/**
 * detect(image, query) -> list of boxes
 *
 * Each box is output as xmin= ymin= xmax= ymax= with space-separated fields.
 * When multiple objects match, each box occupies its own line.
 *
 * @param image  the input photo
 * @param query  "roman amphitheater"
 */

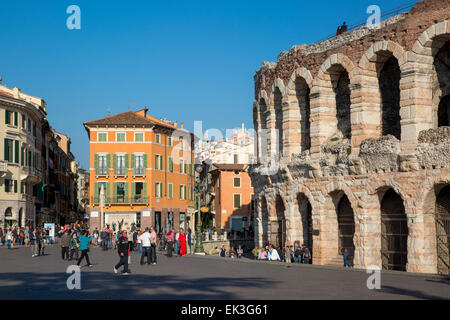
xmin=250 ymin=0 xmax=450 ymax=274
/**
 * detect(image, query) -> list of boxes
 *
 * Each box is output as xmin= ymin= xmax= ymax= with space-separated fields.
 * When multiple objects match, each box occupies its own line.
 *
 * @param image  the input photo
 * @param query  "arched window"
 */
xmin=379 ymin=56 xmax=401 ymax=139
xmin=331 ymin=67 xmax=351 ymax=139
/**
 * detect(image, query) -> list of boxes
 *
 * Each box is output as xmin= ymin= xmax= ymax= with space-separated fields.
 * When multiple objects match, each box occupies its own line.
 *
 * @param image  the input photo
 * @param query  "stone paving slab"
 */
xmin=0 ymin=245 xmax=449 ymax=300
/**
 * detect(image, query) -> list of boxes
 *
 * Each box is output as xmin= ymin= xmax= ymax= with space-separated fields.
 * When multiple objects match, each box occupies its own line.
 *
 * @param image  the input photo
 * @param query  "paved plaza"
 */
xmin=0 ymin=245 xmax=448 ymax=300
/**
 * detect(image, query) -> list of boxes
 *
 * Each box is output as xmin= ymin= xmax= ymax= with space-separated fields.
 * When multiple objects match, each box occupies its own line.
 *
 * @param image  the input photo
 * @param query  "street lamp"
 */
xmin=194 ymin=164 xmax=205 ymax=254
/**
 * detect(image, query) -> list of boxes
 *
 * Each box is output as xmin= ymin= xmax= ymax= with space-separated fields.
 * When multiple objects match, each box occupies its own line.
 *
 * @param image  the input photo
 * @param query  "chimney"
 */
xmin=180 ymin=122 xmax=184 ymax=129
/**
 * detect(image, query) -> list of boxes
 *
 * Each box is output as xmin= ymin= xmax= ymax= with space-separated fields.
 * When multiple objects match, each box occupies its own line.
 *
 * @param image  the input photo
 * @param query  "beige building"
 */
xmin=0 ymin=83 xmax=46 ymax=228
xmin=251 ymin=0 xmax=450 ymax=274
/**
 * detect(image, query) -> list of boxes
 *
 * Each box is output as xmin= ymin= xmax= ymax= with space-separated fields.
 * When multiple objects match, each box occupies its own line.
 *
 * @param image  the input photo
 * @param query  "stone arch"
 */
xmin=267 ymin=193 xmax=287 ymax=248
xmin=379 ymin=188 xmax=408 ymax=271
xmin=403 ymin=20 xmax=450 ymax=141
xmin=438 ymin=95 xmax=450 ymax=127
xmin=258 ymin=195 xmax=270 ymax=245
xmin=285 ymin=67 xmax=314 ymax=155
xmin=311 ymin=54 xmax=358 ymax=154
xmin=4 ymin=207 xmax=14 ymax=229
xmin=358 ymin=41 xmax=407 ymax=141
xmin=296 ymin=192 xmax=314 ymax=250
xmin=273 ymin=85 xmax=284 ymax=157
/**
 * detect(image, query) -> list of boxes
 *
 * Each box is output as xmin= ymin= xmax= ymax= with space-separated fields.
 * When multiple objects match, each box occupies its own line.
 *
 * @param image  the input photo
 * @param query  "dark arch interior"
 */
xmin=269 ymin=195 xmax=286 ymax=249
xmin=379 ymin=56 xmax=401 ymax=139
xmin=296 ymin=78 xmax=311 ymax=151
xmin=438 ymin=95 xmax=450 ymax=127
xmin=436 ymin=185 xmax=450 ymax=275
xmin=297 ymin=193 xmax=313 ymax=251
xmin=381 ymin=189 xmax=408 ymax=271
xmin=259 ymin=98 xmax=268 ymax=130
xmin=336 ymin=194 xmax=355 ymax=256
xmin=274 ymin=87 xmax=283 ymax=155
xmin=332 ymin=67 xmax=352 ymax=139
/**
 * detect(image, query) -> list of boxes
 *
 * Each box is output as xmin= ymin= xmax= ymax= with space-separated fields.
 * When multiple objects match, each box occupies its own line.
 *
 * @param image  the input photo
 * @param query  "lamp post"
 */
xmin=194 ymin=164 xmax=205 ymax=254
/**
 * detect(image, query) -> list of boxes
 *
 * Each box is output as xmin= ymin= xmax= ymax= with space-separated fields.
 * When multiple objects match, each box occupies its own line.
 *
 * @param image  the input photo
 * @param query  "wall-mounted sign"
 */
xmin=91 ymin=211 xmax=99 ymax=218
xmin=143 ymin=211 xmax=150 ymax=217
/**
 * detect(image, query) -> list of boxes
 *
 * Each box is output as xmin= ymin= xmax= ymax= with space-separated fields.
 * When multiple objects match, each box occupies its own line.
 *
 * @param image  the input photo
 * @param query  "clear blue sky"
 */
xmin=0 ymin=0 xmax=410 ymax=168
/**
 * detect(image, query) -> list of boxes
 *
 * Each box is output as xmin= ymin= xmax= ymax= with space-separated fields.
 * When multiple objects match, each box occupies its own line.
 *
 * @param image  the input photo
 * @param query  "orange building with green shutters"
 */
xmin=83 ymin=108 xmax=195 ymax=233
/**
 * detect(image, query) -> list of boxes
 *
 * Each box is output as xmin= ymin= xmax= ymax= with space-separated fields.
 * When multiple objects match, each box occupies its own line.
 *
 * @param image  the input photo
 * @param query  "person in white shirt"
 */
xmin=149 ymin=227 xmax=157 ymax=265
xmin=138 ymin=227 xmax=152 ymax=265
xmin=268 ymin=245 xmax=281 ymax=261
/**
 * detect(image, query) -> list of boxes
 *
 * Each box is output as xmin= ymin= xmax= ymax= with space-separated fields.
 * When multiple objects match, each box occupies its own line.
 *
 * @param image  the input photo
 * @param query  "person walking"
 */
xmin=29 ymin=229 xmax=39 ymax=257
xmin=139 ymin=227 xmax=151 ymax=265
xmin=179 ymin=228 xmax=187 ymax=257
xmin=127 ymin=228 xmax=134 ymax=252
xmin=136 ymin=229 xmax=143 ymax=255
xmin=39 ymin=229 xmax=46 ymax=255
xmin=303 ymin=246 xmax=311 ymax=265
xmin=76 ymin=231 xmax=93 ymax=267
xmin=187 ymin=228 xmax=192 ymax=255
xmin=219 ymin=245 xmax=226 ymax=257
xmin=69 ymin=232 xmax=80 ymax=261
xmin=114 ymin=230 xmax=131 ymax=275
xmin=149 ymin=227 xmax=157 ymax=265
xmin=236 ymin=245 xmax=243 ymax=259
xmin=60 ymin=230 xmax=71 ymax=260
xmin=6 ymin=229 xmax=12 ymax=249
xmin=93 ymin=228 xmax=99 ymax=246
xmin=165 ymin=229 xmax=175 ymax=257
xmin=343 ymin=248 xmax=352 ymax=267
xmin=252 ymin=245 xmax=259 ymax=260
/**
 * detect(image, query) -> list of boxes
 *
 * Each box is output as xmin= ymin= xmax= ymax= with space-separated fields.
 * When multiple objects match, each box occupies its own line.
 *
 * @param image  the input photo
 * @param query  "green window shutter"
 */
xmin=185 ymin=163 xmax=188 ymax=174
xmin=125 ymin=154 xmax=129 ymax=169
xmin=14 ymin=140 xmax=19 ymax=164
xmin=14 ymin=112 xmax=18 ymax=126
xmin=160 ymin=182 xmax=163 ymax=198
xmin=5 ymin=179 xmax=10 ymax=192
xmin=160 ymin=156 xmax=163 ymax=171
xmin=179 ymin=185 xmax=182 ymax=200
xmin=180 ymin=160 xmax=183 ymax=173
xmin=113 ymin=182 xmax=117 ymax=200
xmin=106 ymin=182 xmax=111 ymax=202
xmin=113 ymin=154 xmax=117 ymax=173
xmin=131 ymin=154 xmax=135 ymax=174
xmin=131 ymin=182 xmax=135 ymax=201
xmin=5 ymin=110 xmax=10 ymax=124
xmin=155 ymin=155 xmax=158 ymax=169
xmin=106 ymin=154 xmax=111 ymax=173
xmin=143 ymin=154 xmax=147 ymax=169
xmin=20 ymin=182 xmax=23 ymax=194
xmin=125 ymin=182 xmax=129 ymax=202
xmin=184 ymin=186 xmax=187 ymax=200
xmin=4 ymin=139 xmax=8 ymax=161
xmin=169 ymin=157 xmax=173 ymax=172
xmin=168 ymin=184 xmax=173 ymax=199
xmin=14 ymin=180 xmax=17 ymax=193
xmin=94 ymin=182 xmax=99 ymax=201
xmin=21 ymin=147 xmax=24 ymax=166
xmin=143 ymin=183 xmax=147 ymax=201
xmin=94 ymin=154 xmax=98 ymax=175
xmin=155 ymin=182 xmax=158 ymax=197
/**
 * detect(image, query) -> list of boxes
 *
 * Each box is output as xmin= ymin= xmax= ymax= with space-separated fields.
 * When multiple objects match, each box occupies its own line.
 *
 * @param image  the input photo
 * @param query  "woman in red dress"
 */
xmin=179 ymin=228 xmax=187 ymax=256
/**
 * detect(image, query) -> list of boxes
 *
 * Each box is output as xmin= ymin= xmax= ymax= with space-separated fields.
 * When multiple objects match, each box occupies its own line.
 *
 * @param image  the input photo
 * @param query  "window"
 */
xmin=96 ymin=154 xmax=109 ymax=176
xmin=21 ymin=114 xmax=26 ymax=129
xmin=180 ymin=159 xmax=185 ymax=173
xmin=168 ymin=157 xmax=173 ymax=172
xmin=168 ymin=183 xmax=173 ymax=199
xmin=168 ymin=137 xmax=172 ymax=146
xmin=116 ymin=133 xmax=126 ymax=142
xmin=179 ymin=136 xmax=184 ymax=150
xmin=116 ymin=182 xmax=126 ymax=203
xmin=180 ymin=185 xmax=186 ymax=200
xmin=155 ymin=182 xmax=162 ymax=198
xmin=4 ymin=139 xmax=13 ymax=162
xmin=135 ymin=132 xmax=144 ymax=142
xmin=33 ymin=123 xmax=36 ymax=137
xmin=97 ymin=182 xmax=107 ymax=200
xmin=133 ymin=182 xmax=145 ymax=203
xmin=234 ymin=154 xmax=239 ymax=164
xmin=234 ymin=194 xmax=241 ymax=209
xmin=98 ymin=132 xmax=107 ymax=142
xmin=155 ymin=134 xmax=161 ymax=144
xmin=4 ymin=179 xmax=12 ymax=193
xmin=134 ymin=154 xmax=145 ymax=175
xmin=233 ymin=177 xmax=241 ymax=188
xmin=115 ymin=154 xmax=127 ymax=175
xmin=155 ymin=154 xmax=163 ymax=170
xmin=27 ymin=119 xmax=31 ymax=132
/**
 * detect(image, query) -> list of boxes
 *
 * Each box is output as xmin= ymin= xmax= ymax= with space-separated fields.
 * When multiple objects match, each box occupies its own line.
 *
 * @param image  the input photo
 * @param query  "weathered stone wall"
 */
xmin=251 ymin=0 xmax=450 ymax=274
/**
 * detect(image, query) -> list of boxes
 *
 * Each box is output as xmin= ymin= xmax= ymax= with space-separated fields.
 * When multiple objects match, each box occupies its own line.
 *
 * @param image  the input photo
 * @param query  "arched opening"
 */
xmin=336 ymin=195 xmax=355 ymax=258
xmin=438 ymin=95 xmax=450 ymax=127
xmin=381 ymin=189 xmax=408 ymax=271
xmin=261 ymin=196 xmax=269 ymax=244
xmin=269 ymin=195 xmax=286 ymax=249
xmin=331 ymin=66 xmax=352 ymax=139
xmin=433 ymin=41 xmax=450 ymax=128
xmin=297 ymin=193 xmax=313 ymax=257
xmin=436 ymin=185 xmax=450 ymax=275
xmin=296 ymin=78 xmax=311 ymax=151
xmin=379 ymin=56 xmax=401 ymax=139
xmin=4 ymin=207 xmax=13 ymax=229
xmin=274 ymin=87 xmax=283 ymax=156
xmin=259 ymin=98 xmax=268 ymax=160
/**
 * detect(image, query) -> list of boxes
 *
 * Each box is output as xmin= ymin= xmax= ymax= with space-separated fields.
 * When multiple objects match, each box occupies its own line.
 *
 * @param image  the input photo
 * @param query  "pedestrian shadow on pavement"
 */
xmin=0 ymin=271 xmax=275 ymax=300
xmin=379 ymin=285 xmax=448 ymax=300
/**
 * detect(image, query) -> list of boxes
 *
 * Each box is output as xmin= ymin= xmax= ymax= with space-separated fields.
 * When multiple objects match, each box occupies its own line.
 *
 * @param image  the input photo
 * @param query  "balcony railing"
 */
xmin=92 ymin=196 xmax=111 ymax=205
xmin=114 ymin=167 xmax=127 ymax=176
xmin=132 ymin=195 xmax=148 ymax=204
xmin=134 ymin=167 xmax=145 ymax=176
xmin=92 ymin=196 xmax=148 ymax=205
xmin=96 ymin=167 xmax=108 ymax=176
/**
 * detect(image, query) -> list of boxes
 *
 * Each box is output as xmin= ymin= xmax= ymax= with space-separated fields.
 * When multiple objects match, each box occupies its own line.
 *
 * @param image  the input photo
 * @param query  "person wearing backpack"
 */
xmin=302 ymin=245 xmax=311 ymax=264
xmin=219 ymin=245 xmax=226 ymax=257
xmin=69 ymin=232 xmax=80 ymax=261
